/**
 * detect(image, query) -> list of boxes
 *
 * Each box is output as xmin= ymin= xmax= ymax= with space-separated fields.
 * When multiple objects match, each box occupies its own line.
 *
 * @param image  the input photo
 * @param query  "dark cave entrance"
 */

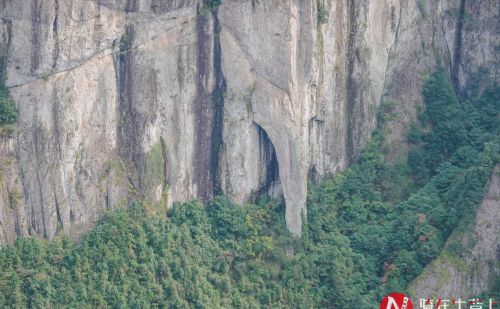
xmin=252 ymin=123 xmax=281 ymax=202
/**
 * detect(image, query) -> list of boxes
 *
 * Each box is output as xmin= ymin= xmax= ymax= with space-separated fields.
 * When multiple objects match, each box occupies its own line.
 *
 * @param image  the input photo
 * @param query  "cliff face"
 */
xmin=0 ymin=0 xmax=497 ymax=241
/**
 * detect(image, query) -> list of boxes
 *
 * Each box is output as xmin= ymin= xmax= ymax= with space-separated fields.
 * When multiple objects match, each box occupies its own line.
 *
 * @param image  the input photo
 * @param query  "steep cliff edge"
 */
xmin=0 ymin=0 xmax=498 ymax=240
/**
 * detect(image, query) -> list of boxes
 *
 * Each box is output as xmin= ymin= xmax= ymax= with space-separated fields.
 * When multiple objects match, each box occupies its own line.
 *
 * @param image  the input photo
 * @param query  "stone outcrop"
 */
xmin=0 ymin=0 xmax=498 ymax=240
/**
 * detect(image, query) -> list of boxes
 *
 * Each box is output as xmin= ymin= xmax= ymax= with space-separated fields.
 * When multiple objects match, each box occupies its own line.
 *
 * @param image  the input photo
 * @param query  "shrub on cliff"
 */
xmin=0 ymin=77 xmax=18 ymax=125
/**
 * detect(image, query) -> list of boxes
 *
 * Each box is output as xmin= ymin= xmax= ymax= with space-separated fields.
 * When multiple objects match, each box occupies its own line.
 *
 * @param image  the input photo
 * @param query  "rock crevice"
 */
xmin=0 ymin=0 xmax=497 ymax=241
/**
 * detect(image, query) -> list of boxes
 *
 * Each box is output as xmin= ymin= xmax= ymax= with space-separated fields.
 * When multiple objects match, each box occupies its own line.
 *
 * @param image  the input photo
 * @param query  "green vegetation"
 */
xmin=0 ymin=66 xmax=18 ymax=125
xmin=417 ymin=0 xmax=428 ymax=18
xmin=0 ymin=71 xmax=497 ymax=307
xmin=202 ymin=0 xmax=222 ymax=12
xmin=0 ymin=196 xmax=375 ymax=308
xmin=317 ymin=4 xmax=329 ymax=24
xmin=0 ymin=91 xmax=17 ymax=125
xmin=144 ymin=143 xmax=167 ymax=192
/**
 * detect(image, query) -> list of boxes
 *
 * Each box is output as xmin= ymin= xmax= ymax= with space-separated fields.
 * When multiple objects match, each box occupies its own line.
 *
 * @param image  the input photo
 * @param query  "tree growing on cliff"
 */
xmin=0 ymin=62 xmax=18 ymax=125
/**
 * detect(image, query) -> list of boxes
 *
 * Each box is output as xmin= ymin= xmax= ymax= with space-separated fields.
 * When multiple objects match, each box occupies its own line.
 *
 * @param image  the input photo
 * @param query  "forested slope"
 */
xmin=0 ymin=71 xmax=498 ymax=307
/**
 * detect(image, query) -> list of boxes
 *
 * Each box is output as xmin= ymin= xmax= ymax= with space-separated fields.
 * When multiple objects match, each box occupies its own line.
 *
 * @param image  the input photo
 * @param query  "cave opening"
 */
xmin=252 ymin=123 xmax=282 ymax=202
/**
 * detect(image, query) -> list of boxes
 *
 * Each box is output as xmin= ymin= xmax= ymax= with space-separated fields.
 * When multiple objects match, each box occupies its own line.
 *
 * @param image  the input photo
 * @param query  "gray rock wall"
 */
xmin=0 ymin=0 xmax=498 ymax=240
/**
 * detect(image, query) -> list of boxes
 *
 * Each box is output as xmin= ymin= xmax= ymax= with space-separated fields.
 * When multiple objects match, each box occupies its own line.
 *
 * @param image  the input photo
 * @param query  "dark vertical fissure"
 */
xmin=193 ymin=9 xmax=212 ymax=202
xmin=30 ymin=0 xmax=41 ymax=74
xmin=210 ymin=11 xmax=225 ymax=197
xmin=451 ymin=0 xmax=466 ymax=97
xmin=160 ymin=137 xmax=169 ymax=207
xmin=115 ymin=25 xmax=143 ymax=191
xmin=193 ymin=4 xmax=225 ymax=202
xmin=52 ymin=0 xmax=60 ymax=69
xmin=394 ymin=2 xmax=403 ymax=42
xmin=36 ymin=172 xmax=46 ymax=237
xmin=0 ymin=18 xmax=12 ymax=74
xmin=93 ymin=4 xmax=102 ymax=51
xmin=32 ymin=127 xmax=47 ymax=238
xmin=105 ymin=184 xmax=110 ymax=210
xmin=251 ymin=0 xmax=258 ymax=12
xmin=53 ymin=188 xmax=63 ymax=229
xmin=390 ymin=6 xmax=396 ymax=32
xmin=117 ymin=25 xmax=134 ymax=141
xmin=52 ymin=89 xmax=63 ymax=159
xmin=345 ymin=0 xmax=358 ymax=164
xmin=126 ymin=0 xmax=139 ymax=13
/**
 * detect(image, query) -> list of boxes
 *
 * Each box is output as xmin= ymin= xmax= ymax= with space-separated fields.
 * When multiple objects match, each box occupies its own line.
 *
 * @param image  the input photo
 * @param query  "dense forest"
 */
xmin=0 ymin=71 xmax=498 ymax=308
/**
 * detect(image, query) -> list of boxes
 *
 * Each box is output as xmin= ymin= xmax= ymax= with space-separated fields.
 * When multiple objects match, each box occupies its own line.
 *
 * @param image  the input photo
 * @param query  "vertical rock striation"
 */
xmin=0 ymin=0 xmax=498 ymax=241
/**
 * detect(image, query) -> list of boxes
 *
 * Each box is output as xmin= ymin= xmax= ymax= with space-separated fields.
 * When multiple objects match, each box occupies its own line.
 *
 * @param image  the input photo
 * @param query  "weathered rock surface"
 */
xmin=0 ymin=0 xmax=498 ymax=240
